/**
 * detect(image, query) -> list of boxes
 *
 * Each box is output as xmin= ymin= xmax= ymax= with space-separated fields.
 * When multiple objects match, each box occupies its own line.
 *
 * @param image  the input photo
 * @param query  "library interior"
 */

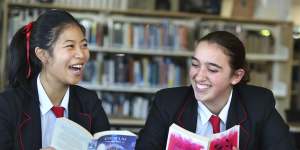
xmin=1 ymin=0 xmax=300 ymax=148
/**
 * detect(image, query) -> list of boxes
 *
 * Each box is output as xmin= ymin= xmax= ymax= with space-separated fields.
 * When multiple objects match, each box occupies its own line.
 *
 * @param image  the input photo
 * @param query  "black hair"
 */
xmin=7 ymin=9 xmax=85 ymax=88
xmin=198 ymin=31 xmax=250 ymax=84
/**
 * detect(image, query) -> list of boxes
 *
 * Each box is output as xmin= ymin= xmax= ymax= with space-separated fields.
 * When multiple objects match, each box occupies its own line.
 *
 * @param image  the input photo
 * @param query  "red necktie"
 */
xmin=209 ymin=115 xmax=220 ymax=133
xmin=51 ymin=106 xmax=65 ymax=118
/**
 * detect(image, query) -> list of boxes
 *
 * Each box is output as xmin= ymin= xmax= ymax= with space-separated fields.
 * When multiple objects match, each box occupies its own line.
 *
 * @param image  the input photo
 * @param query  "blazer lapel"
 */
xmin=17 ymin=81 xmax=42 ymax=150
xmin=175 ymin=89 xmax=198 ymax=133
xmin=68 ymin=86 xmax=92 ymax=132
xmin=226 ymin=87 xmax=250 ymax=150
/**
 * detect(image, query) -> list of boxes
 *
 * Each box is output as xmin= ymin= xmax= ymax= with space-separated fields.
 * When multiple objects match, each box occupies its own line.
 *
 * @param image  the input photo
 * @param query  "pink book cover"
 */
xmin=209 ymin=125 xmax=239 ymax=150
xmin=166 ymin=124 xmax=210 ymax=150
xmin=166 ymin=123 xmax=239 ymax=150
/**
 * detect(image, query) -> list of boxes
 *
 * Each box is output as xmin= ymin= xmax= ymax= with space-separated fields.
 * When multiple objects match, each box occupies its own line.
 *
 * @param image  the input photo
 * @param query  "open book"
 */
xmin=166 ymin=123 xmax=239 ymax=150
xmin=50 ymin=118 xmax=137 ymax=150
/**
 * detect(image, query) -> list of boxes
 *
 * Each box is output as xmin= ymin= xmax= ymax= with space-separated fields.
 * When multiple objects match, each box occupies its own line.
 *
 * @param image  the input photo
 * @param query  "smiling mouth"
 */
xmin=195 ymin=83 xmax=211 ymax=91
xmin=69 ymin=64 xmax=83 ymax=71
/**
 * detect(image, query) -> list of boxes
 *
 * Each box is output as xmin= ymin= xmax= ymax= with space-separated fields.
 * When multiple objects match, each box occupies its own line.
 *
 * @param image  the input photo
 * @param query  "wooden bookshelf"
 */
xmin=0 ymin=0 xmax=294 ymax=126
xmin=89 ymin=46 xmax=194 ymax=57
xmin=7 ymin=2 xmax=293 ymax=25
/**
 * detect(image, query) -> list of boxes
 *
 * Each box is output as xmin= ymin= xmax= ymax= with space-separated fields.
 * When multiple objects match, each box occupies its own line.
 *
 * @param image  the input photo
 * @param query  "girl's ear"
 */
xmin=35 ymin=47 xmax=49 ymax=64
xmin=231 ymin=69 xmax=245 ymax=85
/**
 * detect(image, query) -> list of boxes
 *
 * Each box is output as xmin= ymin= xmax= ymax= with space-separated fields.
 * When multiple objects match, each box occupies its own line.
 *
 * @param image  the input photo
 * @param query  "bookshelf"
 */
xmin=288 ymin=27 xmax=300 ymax=126
xmin=0 ymin=0 xmax=294 ymax=128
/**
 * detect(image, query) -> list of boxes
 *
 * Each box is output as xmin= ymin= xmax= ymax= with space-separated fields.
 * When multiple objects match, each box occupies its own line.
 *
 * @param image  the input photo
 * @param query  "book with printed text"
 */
xmin=50 ymin=118 xmax=136 ymax=150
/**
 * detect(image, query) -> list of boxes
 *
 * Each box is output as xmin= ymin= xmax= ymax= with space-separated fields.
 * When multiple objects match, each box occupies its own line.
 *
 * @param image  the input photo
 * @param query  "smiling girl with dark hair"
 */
xmin=136 ymin=31 xmax=296 ymax=150
xmin=0 ymin=9 xmax=110 ymax=150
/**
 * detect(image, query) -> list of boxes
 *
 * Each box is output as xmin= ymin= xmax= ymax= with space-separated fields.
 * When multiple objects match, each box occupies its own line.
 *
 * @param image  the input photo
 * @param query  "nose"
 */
xmin=193 ymin=67 xmax=207 ymax=82
xmin=75 ymin=46 xmax=85 ymax=59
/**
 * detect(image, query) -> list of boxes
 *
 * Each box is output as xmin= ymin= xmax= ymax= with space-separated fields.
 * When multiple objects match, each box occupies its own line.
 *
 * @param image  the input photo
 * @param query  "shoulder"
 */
xmin=0 ymin=88 xmax=24 ymax=121
xmin=156 ymin=86 xmax=192 ymax=95
xmin=70 ymin=85 xmax=100 ymax=104
xmin=155 ymin=86 xmax=192 ymax=100
xmin=71 ymin=85 xmax=97 ymax=96
xmin=236 ymin=84 xmax=273 ymax=95
xmin=0 ymin=87 xmax=26 ymax=105
xmin=234 ymin=84 xmax=276 ymax=115
xmin=153 ymin=86 xmax=193 ymax=108
xmin=235 ymin=84 xmax=274 ymax=102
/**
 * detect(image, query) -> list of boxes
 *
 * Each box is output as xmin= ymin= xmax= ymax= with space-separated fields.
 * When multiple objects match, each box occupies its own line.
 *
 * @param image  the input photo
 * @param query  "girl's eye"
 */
xmin=191 ymin=63 xmax=200 ymax=69
xmin=191 ymin=60 xmax=199 ymax=67
xmin=65 ymin=45 xmax=74 ymax=48
xmin=82 ymin=43 xmax=88 ymax=48
xmin=191 ymin=63 xmax=198 ymax=67
xmin=208 ymin=68 xmax=218 ymax=73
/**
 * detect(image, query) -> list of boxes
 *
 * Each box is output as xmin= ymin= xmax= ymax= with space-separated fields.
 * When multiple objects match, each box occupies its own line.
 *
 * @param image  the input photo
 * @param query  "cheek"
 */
xmin=189 ymin=69 xmax=196 ymax=79
xmin=210 ymin=75 xmax=231 ymax=87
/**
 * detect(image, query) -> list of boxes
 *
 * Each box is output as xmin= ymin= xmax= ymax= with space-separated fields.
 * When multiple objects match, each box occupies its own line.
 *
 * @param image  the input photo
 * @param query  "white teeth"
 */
xmin=196 ymin=84 xmax=210 ymax=89
xmin=71 ymin=64 xmax=83 ymax=69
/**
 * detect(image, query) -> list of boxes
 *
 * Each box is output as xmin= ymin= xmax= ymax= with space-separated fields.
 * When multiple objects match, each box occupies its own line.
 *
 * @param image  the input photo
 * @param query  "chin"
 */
xmin=194 ymin=93 xmax=204 ymax=101
xmin=195 ymin=92 xmax=212 ymax=102
xmin=69 ymin=79 xmax=81 ymax=85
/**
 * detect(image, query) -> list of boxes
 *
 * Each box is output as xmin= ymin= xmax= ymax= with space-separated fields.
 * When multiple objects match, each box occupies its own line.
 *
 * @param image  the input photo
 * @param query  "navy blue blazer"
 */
xmin=136 ymin=84 xmax=297 ymax=150
xmin=0 ymin=78 xmax=110 ymax=150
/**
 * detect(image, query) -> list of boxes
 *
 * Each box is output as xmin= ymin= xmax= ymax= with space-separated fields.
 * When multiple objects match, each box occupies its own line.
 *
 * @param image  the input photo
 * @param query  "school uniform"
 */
xmin=0 ymin=76 xmax=110 ymax=150
xmin=136 ymin=84 xmax=297 ymax=150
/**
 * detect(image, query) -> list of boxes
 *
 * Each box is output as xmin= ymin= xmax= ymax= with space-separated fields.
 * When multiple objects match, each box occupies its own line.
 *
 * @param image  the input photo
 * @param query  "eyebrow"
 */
xmin=63 ymin=39 xmax=87 ymax=43
xmin=206 ymin=62 xmax=222 ymax=69
xmin=191 ymin=56 xmax=222 ymax=69
xmin=191 ymin=56 xmax=198 ymax=61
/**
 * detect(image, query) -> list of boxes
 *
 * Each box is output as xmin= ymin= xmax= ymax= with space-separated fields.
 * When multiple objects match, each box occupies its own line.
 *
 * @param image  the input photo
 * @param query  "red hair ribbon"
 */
xmin=23 ymin=22 xmax=33 ymax=79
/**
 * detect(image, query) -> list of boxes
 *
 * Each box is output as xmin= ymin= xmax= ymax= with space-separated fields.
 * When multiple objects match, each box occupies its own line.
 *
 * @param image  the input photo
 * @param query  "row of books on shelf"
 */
xmin=111 ymin=21 xmax=192 ymax=51
xmin=100 ymin=92 xmax=150 ymax=120
xmin=7 ymin=8 xmax=280 ymax=56
xmin=7 ymin=8 xmax=195 ymax=51
xmin=10 ymin=0 xmax=131 ymax=10
xmin=82 ymin=54 xmax=276 ymax=91
xmin=76 ymin=14 xmax=195 ymax=51
xmin=244 ymin=30 xmax=274 ymax=54
xmin=8 ymin=8 xmax=42 ymax=44
xmin=249 ymin=62 xmax=287 ymax=97
xmin=83 ymin=54 xmax=188 ymax=88
xmin=80 ymin=61 xmax=286 ymax=97
xmin=248 ymin=63 xmax=272 ymax=89
xmin=198 ymin=22 xmax=275 ymax=54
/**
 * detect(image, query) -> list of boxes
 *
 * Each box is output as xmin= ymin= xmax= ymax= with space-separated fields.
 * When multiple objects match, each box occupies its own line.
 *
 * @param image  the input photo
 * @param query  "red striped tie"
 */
xmin=209 ymin=115 xmax=220 ymax=133
xmin=51 ymin=106 xmax=65 ymax=118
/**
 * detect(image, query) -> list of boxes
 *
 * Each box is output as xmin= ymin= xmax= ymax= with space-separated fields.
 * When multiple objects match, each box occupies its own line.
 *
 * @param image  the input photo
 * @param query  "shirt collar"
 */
xmin=197 ymin=89 xmax=233 ymax=125
xmin=37 ymin=74 xmax=69 ymax=115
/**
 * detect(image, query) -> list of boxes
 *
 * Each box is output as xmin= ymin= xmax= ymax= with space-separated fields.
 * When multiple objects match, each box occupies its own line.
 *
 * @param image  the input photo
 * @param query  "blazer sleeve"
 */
xmin=260 ymin=90 xmax=297 ymax=150
xmin=136 ymin=90 xmax=173 ymax=150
